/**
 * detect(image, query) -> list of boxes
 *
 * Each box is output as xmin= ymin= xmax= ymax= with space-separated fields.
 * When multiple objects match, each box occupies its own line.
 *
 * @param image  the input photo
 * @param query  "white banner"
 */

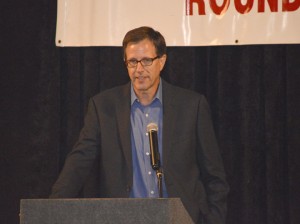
xmin=56 ymin=0 xmax=300 ymax=46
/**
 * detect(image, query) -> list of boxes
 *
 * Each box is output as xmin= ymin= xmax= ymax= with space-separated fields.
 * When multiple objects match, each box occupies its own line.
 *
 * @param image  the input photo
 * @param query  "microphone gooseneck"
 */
xmin=147 ymin=123 xmax=160 ymax=171
xmin=147 ymin=123 xmax=163 ymax=198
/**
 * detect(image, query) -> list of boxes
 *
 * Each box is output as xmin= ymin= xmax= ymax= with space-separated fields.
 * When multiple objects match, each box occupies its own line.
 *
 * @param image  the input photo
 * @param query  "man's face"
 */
xmin=125 ymin=38 xmax=166 ymax=95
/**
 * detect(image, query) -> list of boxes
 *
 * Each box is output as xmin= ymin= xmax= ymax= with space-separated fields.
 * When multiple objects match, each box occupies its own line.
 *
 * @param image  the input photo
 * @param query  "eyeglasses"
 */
xmin=125 ymin=56 xmax=160 ymax=68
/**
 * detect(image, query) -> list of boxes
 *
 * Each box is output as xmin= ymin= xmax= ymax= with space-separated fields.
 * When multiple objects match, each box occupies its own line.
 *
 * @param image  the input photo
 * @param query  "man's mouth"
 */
xmin=135 ymin=76 xmax=147 ymax=81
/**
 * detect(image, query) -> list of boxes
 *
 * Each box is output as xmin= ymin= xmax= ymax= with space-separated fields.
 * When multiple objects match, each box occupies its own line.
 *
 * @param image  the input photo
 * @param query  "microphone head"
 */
xmin=147 ymin=123 xmax=158 ymax=132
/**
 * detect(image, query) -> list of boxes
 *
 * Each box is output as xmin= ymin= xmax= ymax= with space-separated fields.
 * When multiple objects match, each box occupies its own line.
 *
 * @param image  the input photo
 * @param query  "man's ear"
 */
xmin=159 ymin=54 xmax=167 ymax=71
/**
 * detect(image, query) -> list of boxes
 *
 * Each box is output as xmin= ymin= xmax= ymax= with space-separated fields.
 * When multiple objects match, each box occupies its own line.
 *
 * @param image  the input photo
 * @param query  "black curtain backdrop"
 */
xmin=1 ymin=1 xmax=299 ymax=224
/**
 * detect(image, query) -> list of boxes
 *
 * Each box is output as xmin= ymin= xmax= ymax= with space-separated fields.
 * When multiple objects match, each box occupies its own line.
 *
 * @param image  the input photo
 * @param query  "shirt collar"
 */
xmin=131 ymin=78 xmax=163 ymax=105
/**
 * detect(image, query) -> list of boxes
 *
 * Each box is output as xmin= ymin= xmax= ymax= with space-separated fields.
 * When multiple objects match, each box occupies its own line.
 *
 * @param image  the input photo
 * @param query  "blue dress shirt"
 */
xmin=130 ymin=81 xmax=168 ymax=198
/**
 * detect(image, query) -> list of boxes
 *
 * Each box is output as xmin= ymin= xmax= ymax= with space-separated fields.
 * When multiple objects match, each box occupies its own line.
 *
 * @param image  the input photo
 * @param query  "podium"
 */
xmin=20 ymin=198 xmax=194 ymax=224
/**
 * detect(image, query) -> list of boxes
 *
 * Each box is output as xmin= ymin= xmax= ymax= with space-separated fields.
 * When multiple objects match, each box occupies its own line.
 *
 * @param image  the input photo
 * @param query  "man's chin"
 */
xmin=134 ymin=86 xmax=148 ymax=92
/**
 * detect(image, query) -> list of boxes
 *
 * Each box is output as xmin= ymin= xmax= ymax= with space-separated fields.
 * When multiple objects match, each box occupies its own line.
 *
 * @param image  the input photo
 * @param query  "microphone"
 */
xmin=147 ymin=123 xmax=160 ymax=171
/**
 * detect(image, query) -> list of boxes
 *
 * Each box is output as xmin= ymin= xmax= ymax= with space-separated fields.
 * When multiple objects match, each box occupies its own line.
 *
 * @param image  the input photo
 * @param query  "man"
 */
xmin=50 ymin=26 xmax=229 ymax=224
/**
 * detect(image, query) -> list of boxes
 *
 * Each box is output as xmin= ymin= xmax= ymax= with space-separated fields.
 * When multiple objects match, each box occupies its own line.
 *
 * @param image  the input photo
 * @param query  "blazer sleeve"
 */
xmin=197 ymin=96 xmax=229 ymax=224
xmin=50 ymin=98 xmax=100 ymax=198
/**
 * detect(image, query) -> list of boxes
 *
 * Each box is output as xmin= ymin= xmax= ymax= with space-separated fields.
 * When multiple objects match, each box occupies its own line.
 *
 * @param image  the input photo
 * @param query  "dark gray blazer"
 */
xmin=50 ymin=79 xmax=229 ymax=224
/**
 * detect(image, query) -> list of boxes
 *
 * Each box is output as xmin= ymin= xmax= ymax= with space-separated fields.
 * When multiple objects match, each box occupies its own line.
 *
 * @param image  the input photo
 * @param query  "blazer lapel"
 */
xmin=115 ymin=83 xmax=133 ymax=176
xmin=162 ymin=80 xmax=176 ymax=169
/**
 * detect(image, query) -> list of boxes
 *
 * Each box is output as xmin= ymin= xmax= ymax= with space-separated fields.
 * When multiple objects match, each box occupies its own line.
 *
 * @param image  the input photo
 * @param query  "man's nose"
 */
xmin=136 ymin=61 xmax=145 ymax=72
